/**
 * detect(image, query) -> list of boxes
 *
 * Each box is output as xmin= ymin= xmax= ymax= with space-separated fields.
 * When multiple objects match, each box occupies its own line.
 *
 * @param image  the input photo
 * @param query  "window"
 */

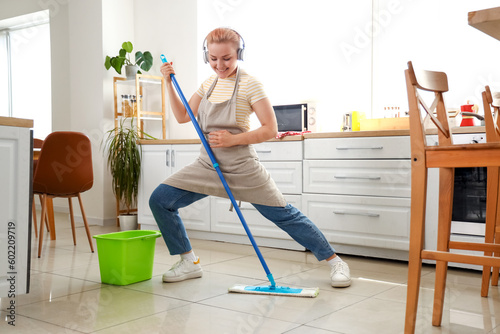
xmin=0 ymin=11 xmax=52 ymax=139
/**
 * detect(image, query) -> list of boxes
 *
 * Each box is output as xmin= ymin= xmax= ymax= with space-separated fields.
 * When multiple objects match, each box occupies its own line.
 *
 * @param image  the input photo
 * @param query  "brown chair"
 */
xmin=482 ymin=85 xmax=500 ymax=288
xmin=33 ymin=131 xmax=95 ymax=258
xmin=404 ymin=62 xmax=500 ymax=333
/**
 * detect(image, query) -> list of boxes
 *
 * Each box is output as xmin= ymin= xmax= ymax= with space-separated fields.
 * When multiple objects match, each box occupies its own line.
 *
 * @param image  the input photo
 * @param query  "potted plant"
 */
xmin=102 ymin=118 xmax=153 ymax=230
xmin=104 ymin=41 xmax=153 ymax=79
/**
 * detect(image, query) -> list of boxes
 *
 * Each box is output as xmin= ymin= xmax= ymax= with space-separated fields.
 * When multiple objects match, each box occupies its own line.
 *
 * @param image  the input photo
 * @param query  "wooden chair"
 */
xmin=33 ymin=131 xmax=95 ymax=258
xmin=482 ymin=85 xmax=500 ymax=288
xmin=404 ymin=62 xmax=500 ymax=333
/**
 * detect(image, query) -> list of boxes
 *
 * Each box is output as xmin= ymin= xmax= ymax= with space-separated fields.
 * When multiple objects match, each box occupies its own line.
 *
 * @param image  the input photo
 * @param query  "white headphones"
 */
xmin=202 ymin=29 xmax=245 ymax=64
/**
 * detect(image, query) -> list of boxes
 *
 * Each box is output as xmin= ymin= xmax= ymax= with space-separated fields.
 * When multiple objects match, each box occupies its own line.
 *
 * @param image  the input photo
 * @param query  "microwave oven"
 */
xmin=273 ymin=103 xmax=316 ymax=132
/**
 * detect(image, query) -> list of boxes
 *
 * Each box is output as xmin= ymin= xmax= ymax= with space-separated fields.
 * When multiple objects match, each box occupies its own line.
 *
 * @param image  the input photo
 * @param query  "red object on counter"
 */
xmin=460 ymin=117 xmax=475 ymax=126
xmin=461 ymin=104 xmax=474 ymax=112
xmin=275 ymin=131 xmax=311 ymax=139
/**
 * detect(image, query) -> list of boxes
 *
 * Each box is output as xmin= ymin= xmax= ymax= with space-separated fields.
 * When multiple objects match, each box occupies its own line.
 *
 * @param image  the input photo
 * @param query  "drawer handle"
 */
xmin=336 ymin=146 xmax=383 ymax=150
xmin=334 ymin=175 xmax=381 ymax=180
xmin=333 ymin=210 xmax=380 ymax=218
xmin=256 ymin=150 xmax=272 ymax=153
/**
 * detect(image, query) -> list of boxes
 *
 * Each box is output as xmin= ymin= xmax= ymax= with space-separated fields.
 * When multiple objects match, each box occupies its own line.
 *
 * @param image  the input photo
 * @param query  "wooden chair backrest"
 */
xmin=405 ymin=61 xmax=453 ymax=157
xmin=483 ymin=85 xmax=500 ymax=142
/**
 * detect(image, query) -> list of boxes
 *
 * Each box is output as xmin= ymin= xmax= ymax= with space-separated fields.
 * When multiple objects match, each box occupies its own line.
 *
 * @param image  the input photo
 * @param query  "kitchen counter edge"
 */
xmin=0 ymin=116 xmax=34 ymax=128
xmin=139 ymin=126 xmax=486 ymax=144
xmin=138 ymin=135 xmax=304 ymax=145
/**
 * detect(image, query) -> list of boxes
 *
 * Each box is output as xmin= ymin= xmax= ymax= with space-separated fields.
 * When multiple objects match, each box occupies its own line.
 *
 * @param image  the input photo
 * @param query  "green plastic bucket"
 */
xmin=93 ymin=230 xmax=162 ymax=285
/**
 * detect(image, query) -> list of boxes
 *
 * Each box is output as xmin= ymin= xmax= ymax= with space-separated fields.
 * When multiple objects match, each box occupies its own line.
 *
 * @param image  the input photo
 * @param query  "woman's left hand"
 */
xmin=208 ymin=130 xmax=235 ymax=148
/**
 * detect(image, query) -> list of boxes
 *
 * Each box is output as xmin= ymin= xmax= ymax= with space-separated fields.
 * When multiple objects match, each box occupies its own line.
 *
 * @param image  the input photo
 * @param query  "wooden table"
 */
xmin=469 ymin=6 xmax=500 ymax=41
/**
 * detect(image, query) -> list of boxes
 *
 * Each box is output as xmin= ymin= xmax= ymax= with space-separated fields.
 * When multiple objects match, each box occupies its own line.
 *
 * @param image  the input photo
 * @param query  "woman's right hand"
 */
xmin=160 ymin=61 xmax=175 ymax=82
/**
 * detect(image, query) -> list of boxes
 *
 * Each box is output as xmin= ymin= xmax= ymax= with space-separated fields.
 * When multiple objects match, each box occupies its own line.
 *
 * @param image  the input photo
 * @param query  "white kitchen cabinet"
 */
xmin=261 ymin=161 xmax=302 ymax=194
xmin=209 ymin=141 xmax=304 ymax=241
xmin=254 ymin=141 xmax=303 ymax=161
xmin=210 ymin=195 xmax=302 ymax=239
xmin=303 ymin=194 xmax=410 ymax=251
xmin=138 ymin=143 xmax=211 ymax=231
xmin=0 ymin=118 xmax=33 ymax=297
xmin=254 ymin=141 xmax=303 ymax=195
xmin=303 ymin=136 xmax=411 ymax=253
xmin=304 ymin=159 xmax=411 ymax=197
xmin=304 ymin=136 xmax=410 ymax=160
xmin=138 ymin=140 xmax=307 ymax=251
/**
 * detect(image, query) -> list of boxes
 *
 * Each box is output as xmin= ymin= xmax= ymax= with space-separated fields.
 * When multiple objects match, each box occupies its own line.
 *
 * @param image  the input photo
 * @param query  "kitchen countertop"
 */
xmin=0 ymin=116 xmax=33 ymax=128
xmin=304 ymin=126 xmax=486 ymax=139
xmin=139 ymin=126 xmax=486 ymax=144
xmin=138 ymin=134 xmax=304 ymax=145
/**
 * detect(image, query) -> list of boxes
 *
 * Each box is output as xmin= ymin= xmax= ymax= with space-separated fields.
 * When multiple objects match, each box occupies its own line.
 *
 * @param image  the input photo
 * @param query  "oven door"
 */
xmin=450 ymin=167 xmax=487 ymax=236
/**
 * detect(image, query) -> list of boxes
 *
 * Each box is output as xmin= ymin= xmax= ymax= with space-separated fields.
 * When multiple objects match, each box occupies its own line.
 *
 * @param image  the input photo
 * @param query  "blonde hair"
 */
xmin=206 ymin=27 xmax=241 ymax=50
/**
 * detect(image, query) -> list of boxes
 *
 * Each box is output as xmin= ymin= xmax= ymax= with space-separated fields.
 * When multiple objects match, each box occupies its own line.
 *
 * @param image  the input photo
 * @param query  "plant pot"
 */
xmin=119 ymin=214 xmax=138 ymax=231
xmin=125 ymin=65 xmax=139 ymax=80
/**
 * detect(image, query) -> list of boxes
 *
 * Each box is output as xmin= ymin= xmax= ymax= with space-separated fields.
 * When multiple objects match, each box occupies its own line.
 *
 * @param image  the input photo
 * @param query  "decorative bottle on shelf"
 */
xmin=122 ymin=94 xmax=134 ymax=117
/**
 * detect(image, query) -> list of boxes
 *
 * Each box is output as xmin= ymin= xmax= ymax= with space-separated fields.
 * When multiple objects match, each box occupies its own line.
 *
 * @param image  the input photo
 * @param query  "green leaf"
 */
xmin=119 ymin=48 xmax=127 ymax=58
xmin=110 ymin=57 xmax=126 ymax=74
xmin=104 ymin=56 xmax=111 ymax=70
xmin=136 ymin=51 xmax=153 ymax=72
xmin=101 ymin=117 xmax=149 ymax=211
xmin=122 ymin=41 xmax=133 ymax=53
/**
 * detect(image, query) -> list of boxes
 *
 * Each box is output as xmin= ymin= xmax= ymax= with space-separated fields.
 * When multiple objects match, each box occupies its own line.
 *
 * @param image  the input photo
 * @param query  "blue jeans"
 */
xmin=149 ymin=184 xmax=336 ymax=261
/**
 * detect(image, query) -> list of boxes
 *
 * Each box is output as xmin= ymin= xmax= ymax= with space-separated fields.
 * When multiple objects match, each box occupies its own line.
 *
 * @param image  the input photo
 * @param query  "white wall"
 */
xmin=198 ymin=0 xmax=373 ymax=133
xmin=3 ymin=0 xmax=500 ymax=225
xmin=0 ymin=0 xmax=199 ymax=225
xmin=101 ymin=0 xmax=135 ymax=223
xmin=132 ymin=0 xmax=198 ymax=140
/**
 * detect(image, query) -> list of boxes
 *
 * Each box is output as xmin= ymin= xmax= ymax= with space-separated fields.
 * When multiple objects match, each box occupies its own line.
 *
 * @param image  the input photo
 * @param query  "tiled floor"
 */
xmin=2 ymin=212 xmax=500 ymax=333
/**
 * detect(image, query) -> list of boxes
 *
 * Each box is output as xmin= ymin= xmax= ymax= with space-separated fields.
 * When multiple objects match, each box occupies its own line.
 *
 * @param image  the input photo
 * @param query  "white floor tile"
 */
xmin=2 ymin=212 xmax=499 ymax=333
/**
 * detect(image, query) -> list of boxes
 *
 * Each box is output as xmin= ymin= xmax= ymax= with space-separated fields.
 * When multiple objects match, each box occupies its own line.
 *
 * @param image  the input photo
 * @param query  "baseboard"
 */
xmin=34 ymin=203 xmax=116 ymax=227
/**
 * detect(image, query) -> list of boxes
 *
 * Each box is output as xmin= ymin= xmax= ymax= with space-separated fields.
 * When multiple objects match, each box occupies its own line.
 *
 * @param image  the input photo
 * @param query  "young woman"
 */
xmin=150 ymin=27 xmax=351 ymax=288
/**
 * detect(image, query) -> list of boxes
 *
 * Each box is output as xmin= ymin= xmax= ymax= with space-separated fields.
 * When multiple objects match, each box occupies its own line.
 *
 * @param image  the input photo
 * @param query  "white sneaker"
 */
xmin=162 ymin=258 xmax=203 ymax=283
xmin=330 ymin=261 xmax=351 ymax=287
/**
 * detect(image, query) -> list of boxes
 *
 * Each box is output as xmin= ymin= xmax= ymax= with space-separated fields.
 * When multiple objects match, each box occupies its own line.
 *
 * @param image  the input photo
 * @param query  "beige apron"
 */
xmin=163 ymin=68 xmax=286 ymax=207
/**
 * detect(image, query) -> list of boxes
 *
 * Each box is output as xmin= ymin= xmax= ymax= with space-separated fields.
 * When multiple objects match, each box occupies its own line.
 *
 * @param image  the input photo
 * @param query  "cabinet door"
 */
xmin=261 ymin=161 xmax=302 ymax=194
xmin=0 ymin=125 xmax=31 ymax=296
xmin=171 ymin=145 xmax=211 ymax=232
xmin=138 ymin=145 xmax=169 ymax=227
xmin=254 ymin=141 xmax=303 ymax=161
xmin=302 ymin=193 xmax=410 ymax=251
xmin=170 ymin=144 xmax=201 ymax=173
xmin=304 ymin=136 xmax=410 ymax=160
xmin=303 ymin=159 xmax=411 ymax=197
xmin=210 ymin=195 xmax=301 ymax=239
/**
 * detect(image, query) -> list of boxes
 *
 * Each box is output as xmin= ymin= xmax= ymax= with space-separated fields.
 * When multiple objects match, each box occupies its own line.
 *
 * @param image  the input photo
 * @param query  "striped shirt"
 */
xmin=196 ymin=68 xmax=267 ymax=131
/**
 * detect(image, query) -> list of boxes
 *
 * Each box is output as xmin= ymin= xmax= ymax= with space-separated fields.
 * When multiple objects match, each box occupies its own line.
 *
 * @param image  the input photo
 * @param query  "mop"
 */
xmin=160 ymin=54 xmax=318 ymax=298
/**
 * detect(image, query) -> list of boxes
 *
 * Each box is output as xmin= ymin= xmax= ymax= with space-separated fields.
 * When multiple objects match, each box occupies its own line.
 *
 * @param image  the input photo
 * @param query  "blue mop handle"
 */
xmin=160 ymin=55 xmax=276 ymax=287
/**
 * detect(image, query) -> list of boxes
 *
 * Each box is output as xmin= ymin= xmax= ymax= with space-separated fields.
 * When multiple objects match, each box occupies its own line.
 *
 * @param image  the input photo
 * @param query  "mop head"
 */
xmin=229 ymin=284 xmax=319 ymax=298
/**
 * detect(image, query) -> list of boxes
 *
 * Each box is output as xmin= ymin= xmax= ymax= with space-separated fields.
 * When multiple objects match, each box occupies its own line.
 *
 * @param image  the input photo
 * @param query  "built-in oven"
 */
xmin=449 ymin=133 xmax=487 ymax=237
xmin=451 ymin=167 xmax=487 ymax=236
